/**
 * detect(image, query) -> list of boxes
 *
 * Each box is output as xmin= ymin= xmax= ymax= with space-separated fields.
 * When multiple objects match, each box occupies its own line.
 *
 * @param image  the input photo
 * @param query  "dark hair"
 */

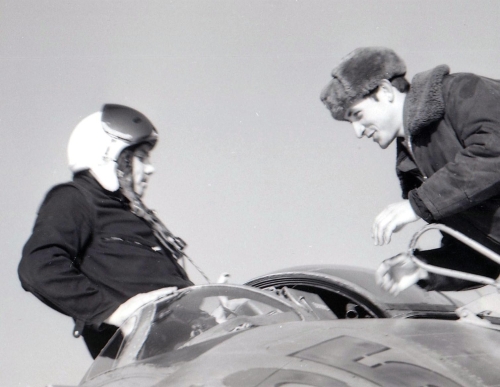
xmin=367 ymin=76 xmax=410 ymax=101
xmin=391 ymin=76 xmax=410 ymax=93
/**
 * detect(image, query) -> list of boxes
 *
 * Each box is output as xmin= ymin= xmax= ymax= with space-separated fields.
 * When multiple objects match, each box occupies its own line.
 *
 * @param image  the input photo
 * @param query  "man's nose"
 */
xmin=352 ymin=122 xmax=365 ymax=138
xmin=144 ymin=162 xmax=155 ymax=175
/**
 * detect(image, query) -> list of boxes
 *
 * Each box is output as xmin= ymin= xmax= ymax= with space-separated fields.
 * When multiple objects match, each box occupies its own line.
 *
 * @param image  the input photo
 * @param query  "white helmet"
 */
xmin=67 ymin=104 xmax=158 ymax=191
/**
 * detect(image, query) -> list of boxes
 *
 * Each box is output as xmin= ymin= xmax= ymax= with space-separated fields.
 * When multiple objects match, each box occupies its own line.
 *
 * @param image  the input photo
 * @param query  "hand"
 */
xmin=376 ymin=253 xmax=428 ymax=295
xmin=372 ymin=201 xmax=421 ymax=245
xmin=105 ymin=287 xmax=178 ymax=327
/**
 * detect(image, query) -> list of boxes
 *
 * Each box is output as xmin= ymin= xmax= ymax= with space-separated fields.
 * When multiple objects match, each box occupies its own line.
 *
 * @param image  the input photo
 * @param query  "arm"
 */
xmin=18 ymin=185 xmax=119 ymax=327
xmin=411 ymin=74 xmax=500 ymax=220
xmin=374 ymin=75 xmax=500 ymax=245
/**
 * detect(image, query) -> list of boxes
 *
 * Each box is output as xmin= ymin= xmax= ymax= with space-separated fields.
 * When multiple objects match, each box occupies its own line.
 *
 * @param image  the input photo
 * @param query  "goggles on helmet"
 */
xmin=101 ymin=104 xmax=158 ymax=147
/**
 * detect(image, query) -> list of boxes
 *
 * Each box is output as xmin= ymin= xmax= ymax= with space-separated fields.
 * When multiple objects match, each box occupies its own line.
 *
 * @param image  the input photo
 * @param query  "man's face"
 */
xmin=132 ymin=144 xmax=155 ymax=197
xmin=344 ymin=86 xmax=402 ymax=149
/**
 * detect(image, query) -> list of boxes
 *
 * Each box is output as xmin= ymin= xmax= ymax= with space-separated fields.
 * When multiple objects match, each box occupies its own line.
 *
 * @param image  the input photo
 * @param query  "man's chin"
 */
xmin=377 ymin=138 xmax=394 ymax=149
xmin=133 ymin=184 xmax=147 ymax=198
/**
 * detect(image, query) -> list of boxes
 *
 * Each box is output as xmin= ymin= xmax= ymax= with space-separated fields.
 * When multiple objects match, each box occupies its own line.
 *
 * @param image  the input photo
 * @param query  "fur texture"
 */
xmin=404 ymin=65 xmax=450 ymax=137
xmin=320 ymin=47 xmax=406 ymax=121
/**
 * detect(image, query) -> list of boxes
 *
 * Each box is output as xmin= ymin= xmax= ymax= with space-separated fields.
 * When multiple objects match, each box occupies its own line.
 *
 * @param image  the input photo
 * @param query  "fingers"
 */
xmin=372 ymin=201 xmax=420 ymax=246
xmin=376 ymin=266 xmax=399 ymax=295
xmin=131 ymin=287 xmax=178 ymax=307
xmin=372 ymin=204 xmax=399 ymax=245
xmin=375 ymin=262 xmax=388 ymax=285
xmin=379 ymin=273 xmax=394 ymax=292
xmin=131 ymin=287 xmax=179 ymax=311
xmin=375 ymin=261 xmax=396 ymax=292
xmin=375 ymin=257 xmax=399 ymax=285
xmin=378 ymin=268 xmax=404 ymax=296
xmin=143 ymin=286 xmax=178 ymax=301
xmin=105 ymin=287 xmax=178 ymax=327
xmin=375 ymin=254 xmax=421 ymax=296
xmin=389 ymin=282 xmax=402 ymax=296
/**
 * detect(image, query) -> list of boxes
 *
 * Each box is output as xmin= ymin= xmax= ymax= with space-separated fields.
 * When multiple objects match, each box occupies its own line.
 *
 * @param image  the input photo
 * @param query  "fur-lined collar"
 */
xmin=403 ymin=65 xmax=450 ymax=137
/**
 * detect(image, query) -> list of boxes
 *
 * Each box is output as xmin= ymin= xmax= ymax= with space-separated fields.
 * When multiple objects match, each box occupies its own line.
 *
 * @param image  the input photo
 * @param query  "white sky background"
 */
xmin=2 ymin=0 xmax=500 ymax=385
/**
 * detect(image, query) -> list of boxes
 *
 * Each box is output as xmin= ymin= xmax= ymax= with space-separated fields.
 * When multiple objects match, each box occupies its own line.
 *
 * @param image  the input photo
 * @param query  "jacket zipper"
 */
xmin=102 ymin=236 xmax=162 ymax=252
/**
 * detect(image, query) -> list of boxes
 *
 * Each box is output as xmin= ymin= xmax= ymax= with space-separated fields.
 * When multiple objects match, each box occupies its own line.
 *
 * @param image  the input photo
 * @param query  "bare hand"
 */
xmin=376 ymin=253 xmax=428 ymax=295
xmin=372 ymin=201 xmax=420 ymax=245
xmin=105 ymin=287 xmax=178 ymax=327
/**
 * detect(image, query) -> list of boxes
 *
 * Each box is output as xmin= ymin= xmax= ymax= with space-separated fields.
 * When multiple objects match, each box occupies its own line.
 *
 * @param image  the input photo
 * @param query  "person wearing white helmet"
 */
xmin=18 ymin=104 xmax=193 ymax=358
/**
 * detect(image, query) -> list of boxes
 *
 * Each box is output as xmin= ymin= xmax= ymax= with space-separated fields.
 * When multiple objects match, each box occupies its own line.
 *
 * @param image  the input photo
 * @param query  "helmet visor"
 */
xmin=101 ymin=104 xmax=158 ymax=146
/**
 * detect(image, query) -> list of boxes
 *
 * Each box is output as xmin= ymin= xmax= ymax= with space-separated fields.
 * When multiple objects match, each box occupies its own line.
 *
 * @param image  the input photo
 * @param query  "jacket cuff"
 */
xmin=408 ymin=189 xmax=434 ymax=223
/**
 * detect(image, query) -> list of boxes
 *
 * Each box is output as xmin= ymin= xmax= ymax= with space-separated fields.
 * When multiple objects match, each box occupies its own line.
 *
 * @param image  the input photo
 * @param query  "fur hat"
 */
xmin=320 ymin=47 xmax=407 ymax=121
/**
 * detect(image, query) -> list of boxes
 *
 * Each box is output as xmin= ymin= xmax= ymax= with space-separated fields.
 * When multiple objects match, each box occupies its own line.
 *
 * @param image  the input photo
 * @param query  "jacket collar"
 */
xmin=73 ymin=170 xmax=124 ymax=200
xmin=403 ymin=65 xmax=450 ymax=137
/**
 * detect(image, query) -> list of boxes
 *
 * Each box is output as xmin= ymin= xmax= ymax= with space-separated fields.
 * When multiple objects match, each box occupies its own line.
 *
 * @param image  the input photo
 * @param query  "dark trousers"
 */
xmin=417 ymin=234 xmax=500 ymax=291
xmin=81 ymin=323 xmax=118 ymax=359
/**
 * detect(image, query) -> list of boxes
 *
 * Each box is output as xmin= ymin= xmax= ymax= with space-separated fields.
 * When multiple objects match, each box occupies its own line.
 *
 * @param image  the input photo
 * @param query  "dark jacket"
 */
xmin=18 ymin=171 xmax=193 ymax=328
xmin=397 ymin=65 xmax=500 ymax=286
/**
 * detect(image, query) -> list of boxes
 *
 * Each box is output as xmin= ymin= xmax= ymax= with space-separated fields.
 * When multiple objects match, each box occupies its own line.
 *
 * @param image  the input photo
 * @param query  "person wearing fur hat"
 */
xmin=18 ymin=104 xmax=194 ymax=358
xmin=321 ymin=47 xmax=500 ymax=295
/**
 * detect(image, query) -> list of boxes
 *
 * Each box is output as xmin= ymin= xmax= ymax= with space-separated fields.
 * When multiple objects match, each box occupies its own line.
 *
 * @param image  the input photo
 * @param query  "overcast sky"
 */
xmin=2 ymin=1 xmax=500 ymax=386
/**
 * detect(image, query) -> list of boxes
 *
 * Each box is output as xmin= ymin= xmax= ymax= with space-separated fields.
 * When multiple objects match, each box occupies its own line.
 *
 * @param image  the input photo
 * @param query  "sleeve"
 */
xmin=18 ymin=185 xmax=120 ymax=326
xmin=412 ymin=74 xmax=500 ymax=220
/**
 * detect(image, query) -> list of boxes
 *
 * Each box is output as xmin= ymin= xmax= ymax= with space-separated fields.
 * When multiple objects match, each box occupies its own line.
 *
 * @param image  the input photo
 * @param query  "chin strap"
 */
xmin=132 ymin=198 xmax=211 ymax=284
xmin=117 ymin=149 xmax=211 ymax=283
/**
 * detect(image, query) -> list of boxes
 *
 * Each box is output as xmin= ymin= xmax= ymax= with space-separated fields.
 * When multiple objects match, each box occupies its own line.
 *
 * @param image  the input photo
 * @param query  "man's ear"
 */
xmin=377 ymin=79 xmax=395 ymax=102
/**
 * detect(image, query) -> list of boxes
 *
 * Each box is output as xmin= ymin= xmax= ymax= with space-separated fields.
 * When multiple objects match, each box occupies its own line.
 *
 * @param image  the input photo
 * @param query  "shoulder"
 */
xmin=442 ymin=72 xmax=500 ymax=102
xmin=442 ymin=72 xmax=483 ymax=96
xmin=44 ymin=182 xmax=88 ymax=204
xmin=44 ymin=172 xmax=100 ymax=203
xmin=38 ymin=181 xmax=94 ymax=221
